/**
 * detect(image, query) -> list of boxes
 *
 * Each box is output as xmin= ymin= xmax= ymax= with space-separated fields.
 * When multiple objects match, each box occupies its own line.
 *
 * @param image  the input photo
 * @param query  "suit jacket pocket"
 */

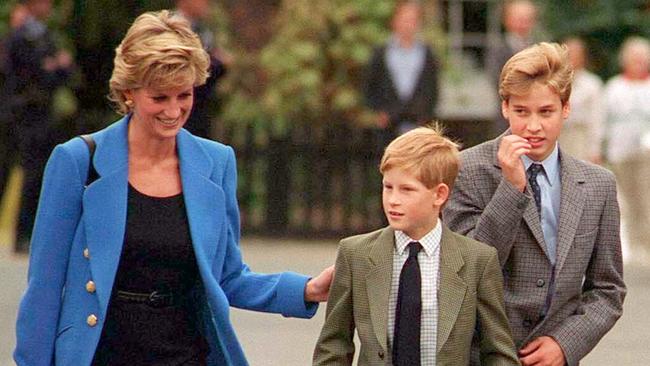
xmin=574 ymin=226 xmax=598 ymax=243
xmin=571 ymin=227 xmax=599 ymax=267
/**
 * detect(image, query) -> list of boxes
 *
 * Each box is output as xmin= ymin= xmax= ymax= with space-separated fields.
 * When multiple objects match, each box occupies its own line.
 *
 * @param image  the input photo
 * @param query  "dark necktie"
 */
xmin=527 ymin=163 xmax=544 ymax=216
xmin=393 ymin=242 xmax=422 ymax=366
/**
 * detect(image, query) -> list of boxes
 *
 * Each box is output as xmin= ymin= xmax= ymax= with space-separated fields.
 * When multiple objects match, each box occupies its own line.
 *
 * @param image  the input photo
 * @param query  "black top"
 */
xmin=92 ymin=185 xmax=208 ymax=365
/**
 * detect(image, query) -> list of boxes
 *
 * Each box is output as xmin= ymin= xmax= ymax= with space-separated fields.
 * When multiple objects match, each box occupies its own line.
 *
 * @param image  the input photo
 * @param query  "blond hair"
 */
xmin=109 ymin=10 xmax=210 ymax=114
xmin=380 ymin=125 xmax=460 ymax=190
xmin=499 ymin=42 xmax=573 ymax=104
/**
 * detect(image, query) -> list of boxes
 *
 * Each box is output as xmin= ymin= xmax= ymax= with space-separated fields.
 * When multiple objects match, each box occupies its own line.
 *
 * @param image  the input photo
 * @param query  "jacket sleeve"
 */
xmin=14 ymin=144 xmax=85 ymax=366
xmin=477 ymin=248 xmax=521 ymax=366
xmin=444 ymin=158 xmax=531 ymax=266
xmin=217 ymin=147 xmax=318 ymax=318
xmin=546 ymin=180 xmax=626 ymax=366
xmin=364 ymin=47 xmax=386 ymax=112
xmin=421 ymin=47 xmax=439 ymax=120
xmin=312 ymin=243 xmax=356 ymax=365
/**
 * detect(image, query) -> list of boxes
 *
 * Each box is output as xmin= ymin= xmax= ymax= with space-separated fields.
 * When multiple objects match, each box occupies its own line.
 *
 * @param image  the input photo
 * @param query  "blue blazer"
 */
xmin=14 ymin=116 xmax=317 ymax=366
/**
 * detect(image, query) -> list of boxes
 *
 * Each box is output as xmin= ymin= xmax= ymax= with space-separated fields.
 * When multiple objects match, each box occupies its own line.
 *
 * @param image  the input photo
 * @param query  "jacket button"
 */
xmin=87 ymin=314 xmax=98 ymax=327
xmin=536 ymin=279 xmax=545 ymax=287
xmin=86 ymin=280 xmax=96 ymax=293
xmin=83 ymin=248 xmax=90 ymax=259
xmin=523 ymin=318 xmax=532 ymax=327
xmin=378 ymin=351 xmax=384 ymax=359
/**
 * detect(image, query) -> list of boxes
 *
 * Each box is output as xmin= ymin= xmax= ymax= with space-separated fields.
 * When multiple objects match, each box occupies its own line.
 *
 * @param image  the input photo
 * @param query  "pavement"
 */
xmin=2 ymin=237 xmax=649 ymax=365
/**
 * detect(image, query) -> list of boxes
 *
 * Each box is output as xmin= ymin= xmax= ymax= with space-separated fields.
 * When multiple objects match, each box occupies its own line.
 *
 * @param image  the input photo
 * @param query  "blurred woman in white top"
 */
xmin=560 ymin=37 xmax=604 ymax=163
xmin=603 ymin=36 xmax=650 ymax=262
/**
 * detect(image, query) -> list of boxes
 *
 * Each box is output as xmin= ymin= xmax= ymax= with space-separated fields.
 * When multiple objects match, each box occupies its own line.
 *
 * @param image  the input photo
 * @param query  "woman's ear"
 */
xmin=123 ymin=90 xmax=134 ymax=102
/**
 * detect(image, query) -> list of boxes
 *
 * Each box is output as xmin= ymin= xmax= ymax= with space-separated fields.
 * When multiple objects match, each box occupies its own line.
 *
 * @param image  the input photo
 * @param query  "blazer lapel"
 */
xmin=365 ymin=228 xmax=395 ymax=354
xmin=436 ymin=226 xmax=467 ymax=352
xmin=83 ymin=117 xmax=129 ymax=317
xmin=177 ymin=130 xmax=225 ymax=270
xmin=555 ymin=152 xmax=586 ymax=272
xmin=522 ymin=188 xmax=550 ymax=258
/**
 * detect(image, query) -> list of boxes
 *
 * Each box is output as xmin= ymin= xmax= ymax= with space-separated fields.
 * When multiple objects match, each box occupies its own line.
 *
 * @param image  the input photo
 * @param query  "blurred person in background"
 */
xmin=4 ymin=0 xmax=73 ymax=252
xmin=364 ymin=1 xmax=439 ymax=146
xmin=175 ymin=0 xmax=230 ymax=139
xmin=0 ymin=2 xmax=28 ymax=209
xmin=559 ymin=37 xmax=604 ymax=164
xmin=603 ymin=36 xmax=650 ymax=263
xmin=489 ymin=0 xmax=540 ymax=134
xmin=14 ymin=10 xmax=332 ymax=365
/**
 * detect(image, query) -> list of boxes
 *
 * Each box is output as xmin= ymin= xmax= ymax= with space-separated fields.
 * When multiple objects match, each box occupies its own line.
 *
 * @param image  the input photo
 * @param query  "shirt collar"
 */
xmin=388 ymin=35 xmax=423 ymax=52
xmin=521 ymin=143 xmax=560 ymax=186
xmin=394 ymin=220 xmax=442 ymax=257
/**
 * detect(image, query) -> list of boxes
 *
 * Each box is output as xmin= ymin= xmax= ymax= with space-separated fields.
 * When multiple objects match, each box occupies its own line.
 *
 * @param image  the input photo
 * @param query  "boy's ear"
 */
xmin=562 ymin=100 xmax=571 ymax=119
xmin=433 ymin=183 xmax=450 ymax=206
xmin=501 ymin=100 xmax=509 ymax=120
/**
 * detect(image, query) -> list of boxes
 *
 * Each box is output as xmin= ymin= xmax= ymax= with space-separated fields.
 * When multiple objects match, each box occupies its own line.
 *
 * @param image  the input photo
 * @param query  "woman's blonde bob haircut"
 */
xmin=499 ymin=42 xmax=573 ymax=104
xmin=380 ymin=124 xmax=460 ymax=191
xmin=109 ymin=10 xmax=210 ymax=114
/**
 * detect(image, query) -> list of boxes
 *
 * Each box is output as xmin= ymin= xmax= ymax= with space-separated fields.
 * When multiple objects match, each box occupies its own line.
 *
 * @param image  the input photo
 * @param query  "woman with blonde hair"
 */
xmin=14 ymin=10 xmax=332 ymax=366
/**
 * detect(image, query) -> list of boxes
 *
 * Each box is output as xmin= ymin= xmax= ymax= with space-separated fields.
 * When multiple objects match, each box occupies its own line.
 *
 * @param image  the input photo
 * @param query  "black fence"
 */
xmin=220 ymin=119 xmax=493 ymax=238
xmin=220 ymin=124 xmax=384 ymax=238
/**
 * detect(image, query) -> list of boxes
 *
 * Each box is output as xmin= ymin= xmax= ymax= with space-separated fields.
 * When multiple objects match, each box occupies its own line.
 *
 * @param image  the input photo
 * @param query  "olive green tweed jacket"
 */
xmin=313 ymin=225 xmax=520 ymax=366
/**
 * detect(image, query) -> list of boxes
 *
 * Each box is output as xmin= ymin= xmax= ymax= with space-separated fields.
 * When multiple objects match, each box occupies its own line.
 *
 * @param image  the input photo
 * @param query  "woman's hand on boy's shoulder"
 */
xmin=304 ymin=265 xmax=335 ymax=303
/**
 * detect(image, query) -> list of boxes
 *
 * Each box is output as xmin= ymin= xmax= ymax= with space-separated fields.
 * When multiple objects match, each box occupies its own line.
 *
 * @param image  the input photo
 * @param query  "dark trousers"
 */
xmin=0 ymin=115 xmax=19 ymax=203
xmin=15 ymin=107 xmax=56 ymax=252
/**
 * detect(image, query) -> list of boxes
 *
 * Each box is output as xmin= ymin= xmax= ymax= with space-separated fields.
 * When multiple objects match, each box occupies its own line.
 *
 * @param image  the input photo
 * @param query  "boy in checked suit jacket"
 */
xmin=313 ymin=127 xmax=519 ymax=365
xmin=444 ymin=43 xmax=626 ymax=366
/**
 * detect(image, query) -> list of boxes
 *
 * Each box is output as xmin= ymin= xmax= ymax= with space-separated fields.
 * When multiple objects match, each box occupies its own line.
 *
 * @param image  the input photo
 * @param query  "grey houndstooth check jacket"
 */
xmin=444 ymin=134 xmax=626 ymax=366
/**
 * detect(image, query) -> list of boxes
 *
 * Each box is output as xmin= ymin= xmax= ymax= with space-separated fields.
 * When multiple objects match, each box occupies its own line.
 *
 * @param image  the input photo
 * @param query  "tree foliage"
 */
xmin=219 ymin=0 xmax=444 ymax=137
xmin=221 ymin=0 xmax=383 ymax=136
xmin=542 ymin=0 xmax=650 ymax=79
xmin=4 ymin=0 xmax=649 ymax=131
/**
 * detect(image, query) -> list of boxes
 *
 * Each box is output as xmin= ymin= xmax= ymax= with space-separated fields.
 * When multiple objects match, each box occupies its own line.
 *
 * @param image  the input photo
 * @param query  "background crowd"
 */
xmin=0 ymin=0 xmax=649 ymax=264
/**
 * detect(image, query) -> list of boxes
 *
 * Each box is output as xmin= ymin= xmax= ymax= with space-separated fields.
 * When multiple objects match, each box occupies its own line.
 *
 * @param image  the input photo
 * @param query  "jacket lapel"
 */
xmin=83 ymin=117 xmax=129 ymax=317
xmin=176 ymin=130 xmax=225 ymax=270
xmin=555 ymin=152 xmax=586 ymax=273
xmin=522 ymin=189 xmax=550 ymax=258
xmin=365 ymin=227 xmax=395 ymax=354
xmin=436 ymin=226 xmax=467 ymax=352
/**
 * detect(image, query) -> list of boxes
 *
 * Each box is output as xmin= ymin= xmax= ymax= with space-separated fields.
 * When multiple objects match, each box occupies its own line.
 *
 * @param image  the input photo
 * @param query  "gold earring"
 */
xmin=125 ymin=99 xmax=134 ymax=108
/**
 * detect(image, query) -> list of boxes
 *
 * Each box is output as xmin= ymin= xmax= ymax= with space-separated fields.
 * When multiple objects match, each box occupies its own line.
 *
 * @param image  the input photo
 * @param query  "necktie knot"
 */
xmin=408 ymin=242 xmax=422 ymax=259
xmin=527 ymin=163 xmax=544 ymax=178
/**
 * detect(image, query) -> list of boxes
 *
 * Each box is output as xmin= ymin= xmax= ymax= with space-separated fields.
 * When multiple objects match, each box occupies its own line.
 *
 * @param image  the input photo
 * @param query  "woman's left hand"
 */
xmin=304 ymin=265 xmax=335 ymax=302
